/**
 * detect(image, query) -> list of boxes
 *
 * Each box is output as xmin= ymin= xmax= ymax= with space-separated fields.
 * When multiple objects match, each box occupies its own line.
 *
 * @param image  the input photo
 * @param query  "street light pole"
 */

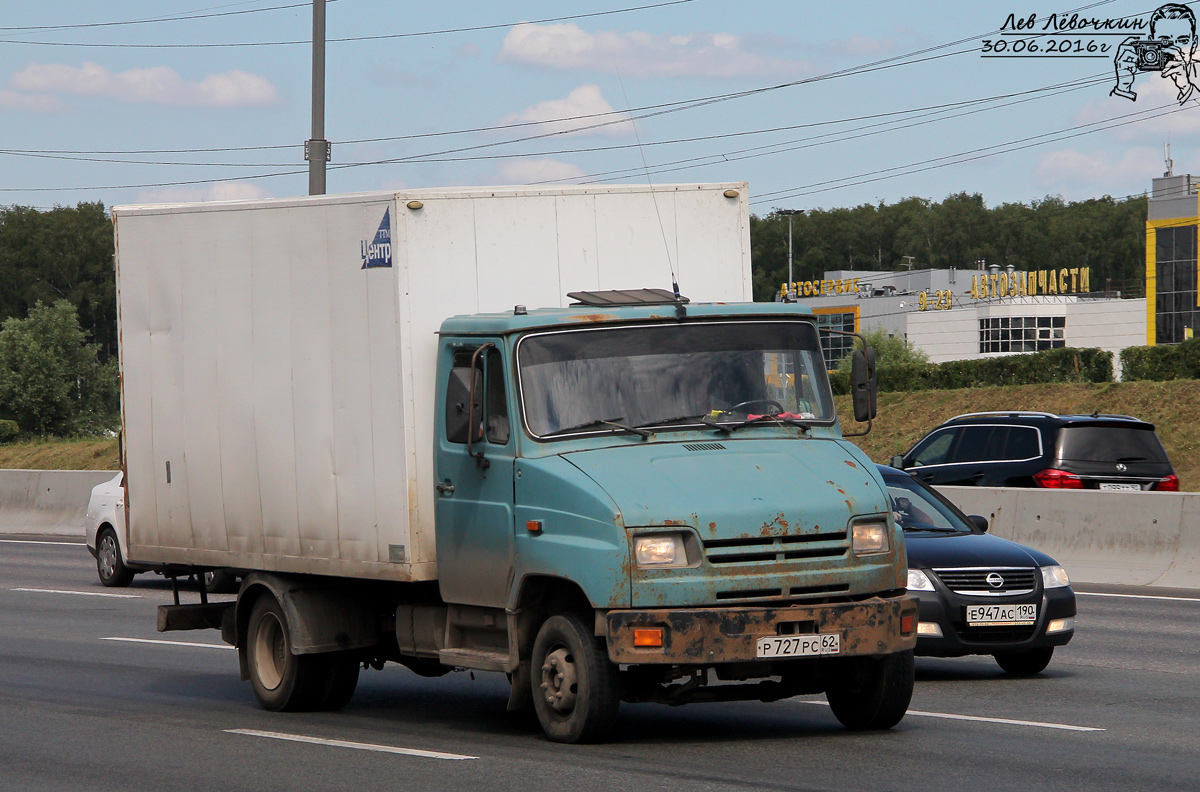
xmin=777 ymin=209 xmax=802 ymax=301
xmin=306 ymin=0 xmax=328 ymax=195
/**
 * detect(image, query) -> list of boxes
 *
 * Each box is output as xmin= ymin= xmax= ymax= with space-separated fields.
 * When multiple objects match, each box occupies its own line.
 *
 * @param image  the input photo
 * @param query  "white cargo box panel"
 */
xmin=114 ymin=183 xmax=750 ymax=582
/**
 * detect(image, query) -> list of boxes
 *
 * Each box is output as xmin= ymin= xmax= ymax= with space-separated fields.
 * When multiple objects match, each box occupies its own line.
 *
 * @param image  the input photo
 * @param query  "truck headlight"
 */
xmin=907 ymin=569 xmax=935 ymax=591
xmin=1041 ymin=565 xmax=1071 ymax=588
xmin=634 ymin=534 xmax=688 ymax=567
xmin=851 ymin=519 xmax=890 ymax=556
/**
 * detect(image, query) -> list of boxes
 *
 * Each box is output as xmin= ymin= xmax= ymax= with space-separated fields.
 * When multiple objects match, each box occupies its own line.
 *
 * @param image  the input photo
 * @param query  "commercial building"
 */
xmin=780 ymin=266 xmax=1145 ymax=376
xmin=1146 ymin=173 xmax=1198 ymax=345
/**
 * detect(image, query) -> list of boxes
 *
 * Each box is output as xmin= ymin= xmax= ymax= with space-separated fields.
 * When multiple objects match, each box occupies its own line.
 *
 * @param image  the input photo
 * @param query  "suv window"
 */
xmin=947 ymin=424 xmax=1041 ymax=464
xmin=909 ymin=428 xmax=956 ymax=466
xmin=1058 ymin=426 xmax=1168 ymax=464
xmin=951 ymin=425 xmax=997 ymax=463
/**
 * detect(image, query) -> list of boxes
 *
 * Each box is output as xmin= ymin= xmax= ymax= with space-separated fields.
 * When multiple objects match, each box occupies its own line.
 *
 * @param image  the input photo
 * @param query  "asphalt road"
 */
xmin=2 ymin=534 xmax=1197 ymax=792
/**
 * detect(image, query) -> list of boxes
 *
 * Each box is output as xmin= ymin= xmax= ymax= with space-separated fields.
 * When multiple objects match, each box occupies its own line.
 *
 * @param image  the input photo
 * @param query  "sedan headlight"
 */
xmin=907 ymin=569 xmax=935 ymax=591
xmin=852 ymin=519 xmax=890 ymax=556
xmin=634 ymin=534 xmax=689 ymax=568
xmin=1041 ymin=565 xmax=1071 ymax=588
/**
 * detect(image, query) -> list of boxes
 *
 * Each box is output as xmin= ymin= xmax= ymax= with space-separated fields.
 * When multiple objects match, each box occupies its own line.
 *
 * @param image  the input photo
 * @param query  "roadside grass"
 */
xmin=840 ymin=379 xmax=1200 ymax=491
xmin=0 ymin=437 xmax=119 ymax=470
xmin=3 ymin=380 xmax=1198 ymax=489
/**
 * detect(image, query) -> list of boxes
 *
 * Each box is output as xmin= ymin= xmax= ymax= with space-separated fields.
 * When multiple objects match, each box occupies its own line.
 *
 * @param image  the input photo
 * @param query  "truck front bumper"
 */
xmin=606 ymin=594 xmax=918 ymax=665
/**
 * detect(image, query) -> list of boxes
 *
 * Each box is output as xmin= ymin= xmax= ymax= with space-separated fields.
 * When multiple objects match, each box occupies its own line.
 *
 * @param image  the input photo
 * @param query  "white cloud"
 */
xmin=1035 ymin=146 xmax=1164 ymax=192
xmin=135 ymin=182 xmax=273 ymax=204
xmin=500 ymin=85 xmax=633 ymax=137
xmin=1073 ymin=75 xmax=1200 ymax=142
xmin=499 ymin=23 xmax=802 ymax=78
xmin=9 ymin=62 xmax=280 ymax=107
xmin=496 ymin=158 xmax=587 ymax=184
xmin=0 ymin=88 xmax=68 ymax=114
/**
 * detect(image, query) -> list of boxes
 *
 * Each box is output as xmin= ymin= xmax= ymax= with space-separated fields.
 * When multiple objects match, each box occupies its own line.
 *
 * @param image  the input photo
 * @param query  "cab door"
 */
xmin=434 ymin=342 xmax=516 ymax=607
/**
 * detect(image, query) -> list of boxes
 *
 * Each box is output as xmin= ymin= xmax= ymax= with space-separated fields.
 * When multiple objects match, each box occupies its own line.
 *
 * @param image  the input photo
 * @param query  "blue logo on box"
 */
xmin=361 ymin=208 xmax=392 ymax=269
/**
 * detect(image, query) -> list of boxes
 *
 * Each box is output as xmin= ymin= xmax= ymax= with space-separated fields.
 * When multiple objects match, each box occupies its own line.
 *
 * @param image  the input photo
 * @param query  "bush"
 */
xmin=0 ymin=419 xmax=17 ymax=442
xmin=829 ymin=346 xmax=1112 ymax=395
xmin=1121 ymin=339 xmax=1200 ymax=381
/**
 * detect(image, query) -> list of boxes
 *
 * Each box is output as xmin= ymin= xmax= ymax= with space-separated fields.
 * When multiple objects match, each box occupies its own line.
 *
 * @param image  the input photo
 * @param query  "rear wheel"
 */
xmin=826 ymin=649 xmax=914 ymax=730
xmin=246 ymin=594 xmax=329 ymax=711
xmin=96 ymin=528 xmax=135 ymax=588
xmin=314 ymin=653 xmax=360 ymax=711
xmin=994 ymin=647 xmax=1053 ymax=675
xmin=530 ymin=613 xmax=621 ymax=743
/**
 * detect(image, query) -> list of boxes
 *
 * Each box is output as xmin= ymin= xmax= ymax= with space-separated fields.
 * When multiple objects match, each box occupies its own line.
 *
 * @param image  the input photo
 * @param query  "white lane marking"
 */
xmin=0 ymin=539 xmax=82 ymax=546
xmin=12 ymin=587 xmax=140 ymax=598
xmin=800 ymin=701 xmax=1103 ymax=732
xmin=226 ymin=729 xmax=478 ymax=760
xmin=1077 ymin=591 xmax=1200 ymax=604
xmin=101 ymin=637 xmax=233 ymax=650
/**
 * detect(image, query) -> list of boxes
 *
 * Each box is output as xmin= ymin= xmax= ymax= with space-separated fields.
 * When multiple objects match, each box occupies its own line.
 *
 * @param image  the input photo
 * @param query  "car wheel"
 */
xmin=96 ymin=527 xmax=135 ymax=587
xmin=826 ymin=649 xmax=914 ymax=730
xmin=203 ymin=568 xmax=239 ymax=594
xmin=530 ymin=613 xmax=621 ymax=743
xmin=994 ymin=647 xmax=1053 ymax=675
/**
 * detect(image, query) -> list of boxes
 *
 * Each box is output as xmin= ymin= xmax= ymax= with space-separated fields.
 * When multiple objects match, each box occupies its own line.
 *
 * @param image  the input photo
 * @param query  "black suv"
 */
xmin=890 ymin=412 xmax=1178 ymax=491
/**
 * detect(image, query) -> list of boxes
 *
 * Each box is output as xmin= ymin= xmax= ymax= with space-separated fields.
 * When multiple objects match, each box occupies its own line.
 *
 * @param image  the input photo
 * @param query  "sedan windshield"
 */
xmin=883 ymin=475 xmax=973 ymax=534
xmin=517 ymin=321 xmax=833 ymax=438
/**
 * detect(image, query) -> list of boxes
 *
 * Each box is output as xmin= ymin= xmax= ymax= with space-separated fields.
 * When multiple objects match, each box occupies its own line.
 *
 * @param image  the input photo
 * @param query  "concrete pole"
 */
xmin=307 ymin=0 xmax=328 ymax=195
xmin=787 ymin=213 xmax=794 ymax=300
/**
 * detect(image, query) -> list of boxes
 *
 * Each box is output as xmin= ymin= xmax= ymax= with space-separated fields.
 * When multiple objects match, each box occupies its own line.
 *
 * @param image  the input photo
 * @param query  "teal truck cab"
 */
xmin=422 ymin=292 xmax=917 ymax=741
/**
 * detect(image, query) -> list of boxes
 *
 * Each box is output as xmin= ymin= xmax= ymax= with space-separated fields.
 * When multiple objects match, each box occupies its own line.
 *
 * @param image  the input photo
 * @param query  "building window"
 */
xmin=1155 ymin=224 xmax=1197 ymax=345
xmin=815 ymin=311 xmax=856 ymax=370
xmin=978 ymin=316 xmax=1064 ymax=353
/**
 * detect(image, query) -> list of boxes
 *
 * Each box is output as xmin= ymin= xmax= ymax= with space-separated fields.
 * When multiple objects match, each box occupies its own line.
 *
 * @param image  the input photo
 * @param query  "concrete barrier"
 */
xmin=940 ymin=486 xmax=1198 ymax=588
xmin=0 ymin=470 xmax=119 ymax=536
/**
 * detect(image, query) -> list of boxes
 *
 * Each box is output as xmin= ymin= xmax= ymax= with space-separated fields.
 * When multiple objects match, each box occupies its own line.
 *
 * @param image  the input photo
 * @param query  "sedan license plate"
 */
xmin=756 ymin=633 xmax=840 ymax=658
xmin=1099 ymin=482 xmax=1142 ymax=492
xmin=967 ymin=603 xmax=1036 ymax=626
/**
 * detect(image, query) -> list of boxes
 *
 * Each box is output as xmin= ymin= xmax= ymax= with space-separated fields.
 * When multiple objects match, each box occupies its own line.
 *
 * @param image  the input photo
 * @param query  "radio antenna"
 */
xmin=615 ymin=71 xmax=684 ymax=316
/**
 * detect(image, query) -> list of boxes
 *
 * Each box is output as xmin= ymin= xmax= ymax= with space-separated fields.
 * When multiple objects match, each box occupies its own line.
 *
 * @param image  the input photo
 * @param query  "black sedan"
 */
xmin=878 ymin=464 xmax=1076 ymax=674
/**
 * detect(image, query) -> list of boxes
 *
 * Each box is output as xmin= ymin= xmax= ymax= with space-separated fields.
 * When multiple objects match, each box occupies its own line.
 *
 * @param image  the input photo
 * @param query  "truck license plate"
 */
xmin=967 ymin=603 xmax=1036 ymax=626
xmin=756 ymin=633 xmax=840 ymax=658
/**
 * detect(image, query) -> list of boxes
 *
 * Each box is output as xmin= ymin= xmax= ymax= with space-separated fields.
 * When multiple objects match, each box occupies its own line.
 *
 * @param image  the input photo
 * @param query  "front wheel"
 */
xmin=96 ymin=528 xmax=135 ymax=587
xmin=530 ymin=613 xmax=621 ymax=743
xmin=994 ymin=647 xmax=1053 ymax=675
xmin=826 ymin=649 xmax=914 ymax=730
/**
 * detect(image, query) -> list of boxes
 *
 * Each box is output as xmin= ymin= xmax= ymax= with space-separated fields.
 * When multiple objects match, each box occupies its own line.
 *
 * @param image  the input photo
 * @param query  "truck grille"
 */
xmin=715 ymin=583 xmax=850 ymax=603
xmin=932 ymin=567 xmax=1037 ymax=596
xmin=703 ymin=531 xmax=848 ymax=565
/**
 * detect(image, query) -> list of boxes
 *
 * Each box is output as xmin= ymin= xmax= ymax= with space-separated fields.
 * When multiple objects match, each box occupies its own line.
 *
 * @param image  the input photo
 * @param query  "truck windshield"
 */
xmin=517 ymin=320 xmax=834 ymax=438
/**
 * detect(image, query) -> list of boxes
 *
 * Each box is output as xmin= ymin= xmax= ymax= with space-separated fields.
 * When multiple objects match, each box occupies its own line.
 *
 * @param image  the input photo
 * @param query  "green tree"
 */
xmin=0 ymin=300 xmax=118 ymax=435
xmin=836 ymin=326 xmax=930 ymax=373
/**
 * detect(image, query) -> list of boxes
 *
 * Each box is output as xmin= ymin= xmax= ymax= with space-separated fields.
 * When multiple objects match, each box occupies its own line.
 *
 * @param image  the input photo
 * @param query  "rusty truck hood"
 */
xmin=562 ymin=437 xmax=889 ymax=539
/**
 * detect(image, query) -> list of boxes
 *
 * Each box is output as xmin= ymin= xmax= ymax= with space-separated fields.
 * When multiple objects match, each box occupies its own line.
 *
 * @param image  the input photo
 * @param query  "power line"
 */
xmin=0 ymin=1 xmax=326 ymax=33
xmin=0 ymin=0 xmax=696 ymax=48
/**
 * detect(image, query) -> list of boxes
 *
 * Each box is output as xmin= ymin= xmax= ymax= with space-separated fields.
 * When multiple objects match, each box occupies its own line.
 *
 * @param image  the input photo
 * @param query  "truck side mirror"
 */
xmin=850 ymin=347 xmax=877 ymax=423
xmin=445 ymin=367 xmax=483 ymax=445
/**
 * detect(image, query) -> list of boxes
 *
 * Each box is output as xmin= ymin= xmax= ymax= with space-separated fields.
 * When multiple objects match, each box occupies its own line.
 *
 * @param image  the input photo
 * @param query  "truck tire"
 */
xmin=246 ymin=594 xmax=328 ymax=712
xmin=994 ymin=647 xmax=1053 ymax=675
xmin=530 ymin=613 xmax=621 ymax=743
xmin=826 ymin=649 xmax=914 ymax=730
xmin=96 ymin=528 xmax=135 ymax=588
xmin=314 ymin=653 xmax=360 ymax=711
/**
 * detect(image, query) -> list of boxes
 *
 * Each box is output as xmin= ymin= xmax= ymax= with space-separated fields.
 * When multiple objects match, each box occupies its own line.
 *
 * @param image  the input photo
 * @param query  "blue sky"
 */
xmin=2 ymin=0 xmax=1197 ymax=213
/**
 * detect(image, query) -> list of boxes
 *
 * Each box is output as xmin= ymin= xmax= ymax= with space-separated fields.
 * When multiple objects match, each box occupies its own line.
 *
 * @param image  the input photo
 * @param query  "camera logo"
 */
xmin=1112 ymin=3 xmax=1199 ymax=103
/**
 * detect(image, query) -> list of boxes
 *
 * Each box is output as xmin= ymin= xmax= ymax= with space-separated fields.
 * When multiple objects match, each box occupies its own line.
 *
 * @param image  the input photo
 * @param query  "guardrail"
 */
xmin=0 ymin=470 xmax=119 ymax=536
xmin=939 ymin=486 xmax=1199 ymax=588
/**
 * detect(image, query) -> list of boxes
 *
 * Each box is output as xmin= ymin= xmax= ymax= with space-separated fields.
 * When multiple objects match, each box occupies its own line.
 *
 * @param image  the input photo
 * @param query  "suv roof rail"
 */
xmin=948 ymin=411 xmax=1059 ymax=421
xmin=1064 ymin=412 xmax=1141 ymax=421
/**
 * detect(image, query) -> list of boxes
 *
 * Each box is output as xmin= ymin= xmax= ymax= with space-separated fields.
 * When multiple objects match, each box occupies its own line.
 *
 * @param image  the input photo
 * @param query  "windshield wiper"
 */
xmin=723 ymin=414 xmax=814 ymax=433
xmin=544 ymin=416 xmax=651 ymax=439
xmin=634 ymin=413 xmax=714 ymax=430
xmin=902 ymin=524 xmax=962 ymax=534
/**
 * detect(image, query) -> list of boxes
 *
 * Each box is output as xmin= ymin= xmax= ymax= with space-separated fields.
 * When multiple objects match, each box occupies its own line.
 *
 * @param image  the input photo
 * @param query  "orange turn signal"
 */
xmin=901 ymin=614 xmax=915 ymax=635
xmin=526 ymin=520 xmax=543 ymax=534
xmin=633 ymin=628 xmax=663 ymax=647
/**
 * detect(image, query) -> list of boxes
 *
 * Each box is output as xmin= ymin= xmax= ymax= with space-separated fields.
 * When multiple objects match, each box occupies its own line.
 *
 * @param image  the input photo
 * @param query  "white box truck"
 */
xmin=95 ymin=183 xmax=916 ymax=743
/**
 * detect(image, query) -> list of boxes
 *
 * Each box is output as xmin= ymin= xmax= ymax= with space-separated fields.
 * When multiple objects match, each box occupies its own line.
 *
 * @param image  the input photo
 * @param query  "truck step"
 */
xmin=437 ymin=648 xmax=510 ymax=673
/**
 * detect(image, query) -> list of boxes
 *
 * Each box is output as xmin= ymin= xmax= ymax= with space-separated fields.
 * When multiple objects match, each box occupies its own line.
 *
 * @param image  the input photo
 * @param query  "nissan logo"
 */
xmin=986 ymin=573 xmax=1005 ymax=588
xmin=1116 ymin=463 xmax=1128 ymax=472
